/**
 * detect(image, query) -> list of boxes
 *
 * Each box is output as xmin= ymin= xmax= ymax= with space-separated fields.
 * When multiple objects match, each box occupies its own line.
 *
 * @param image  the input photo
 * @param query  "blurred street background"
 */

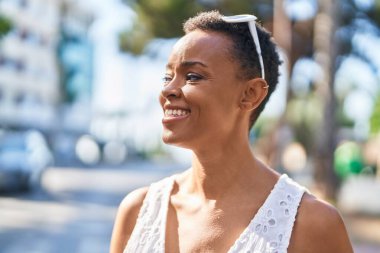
xmin=0 ymin=0 xmax=379 ymax=252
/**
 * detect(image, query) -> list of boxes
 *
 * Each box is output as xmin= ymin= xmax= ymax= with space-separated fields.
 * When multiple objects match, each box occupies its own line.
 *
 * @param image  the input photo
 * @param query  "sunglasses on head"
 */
xmin=221 ymin=14 xmax=265 ymax=80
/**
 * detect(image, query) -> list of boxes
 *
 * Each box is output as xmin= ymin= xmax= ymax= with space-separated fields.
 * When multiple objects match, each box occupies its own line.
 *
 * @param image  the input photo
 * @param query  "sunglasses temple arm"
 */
xmin=248 ymin=21 xmax=265 ymax=79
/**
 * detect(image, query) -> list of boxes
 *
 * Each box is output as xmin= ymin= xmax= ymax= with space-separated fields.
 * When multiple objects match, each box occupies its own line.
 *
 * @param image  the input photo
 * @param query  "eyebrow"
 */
xmin=166 ymin=61 xmax=208 ymax=70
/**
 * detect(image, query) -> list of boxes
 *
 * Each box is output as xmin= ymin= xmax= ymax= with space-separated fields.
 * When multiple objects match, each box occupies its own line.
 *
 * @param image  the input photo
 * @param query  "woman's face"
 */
xmin=159 ymin=30 xmax=248 ymax=149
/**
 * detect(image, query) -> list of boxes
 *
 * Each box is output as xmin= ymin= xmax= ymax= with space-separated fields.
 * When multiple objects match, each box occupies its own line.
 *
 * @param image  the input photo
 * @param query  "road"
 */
xmin=0 ymin=160 xmax=182 ymax=253
xmin=0 ymin=161 xmax=379 ymax=253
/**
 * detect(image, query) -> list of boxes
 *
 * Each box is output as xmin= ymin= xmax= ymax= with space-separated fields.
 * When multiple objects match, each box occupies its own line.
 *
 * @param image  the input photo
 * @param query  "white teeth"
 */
xmin=165 ymin=109 xmax=189 ymax=116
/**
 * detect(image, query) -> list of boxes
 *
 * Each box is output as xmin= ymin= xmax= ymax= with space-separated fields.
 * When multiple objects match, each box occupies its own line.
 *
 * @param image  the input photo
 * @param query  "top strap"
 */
xmin=228 ymin=174 xmax=306 ymax=253
xmin=124 ymin=176 xmax=174 ymax=253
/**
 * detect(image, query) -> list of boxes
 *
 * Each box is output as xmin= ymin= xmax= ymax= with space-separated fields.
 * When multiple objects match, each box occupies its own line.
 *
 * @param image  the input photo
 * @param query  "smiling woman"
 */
xmin=110 ymin=10 xmax=353 ymax=253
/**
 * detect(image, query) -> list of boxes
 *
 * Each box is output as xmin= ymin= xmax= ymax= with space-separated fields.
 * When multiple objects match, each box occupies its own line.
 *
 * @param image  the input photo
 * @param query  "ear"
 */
xmin=239 ymin=78 xmax=269 ymax=111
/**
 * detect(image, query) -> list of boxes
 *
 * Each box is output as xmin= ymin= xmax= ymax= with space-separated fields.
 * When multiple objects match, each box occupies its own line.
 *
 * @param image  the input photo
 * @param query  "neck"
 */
xmin=187 ymin=137 xmax=262 ymax=200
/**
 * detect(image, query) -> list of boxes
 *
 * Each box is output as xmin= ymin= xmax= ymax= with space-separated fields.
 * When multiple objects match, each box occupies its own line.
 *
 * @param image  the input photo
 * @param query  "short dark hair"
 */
xmin=183 ymin=10 xmax=281 ymax=130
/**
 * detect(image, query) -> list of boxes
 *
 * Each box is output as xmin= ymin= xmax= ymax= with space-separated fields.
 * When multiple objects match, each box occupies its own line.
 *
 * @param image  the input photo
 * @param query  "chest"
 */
xmin=165 ymin=200 xmax=258 ymax=253
xmin=124 ymin=175 xmax=305 ymax=253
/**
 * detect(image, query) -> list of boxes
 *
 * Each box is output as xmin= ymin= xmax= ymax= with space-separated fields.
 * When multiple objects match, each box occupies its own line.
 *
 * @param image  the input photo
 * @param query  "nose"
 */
xmin=160 ymin=82 xmax=183 ymax=100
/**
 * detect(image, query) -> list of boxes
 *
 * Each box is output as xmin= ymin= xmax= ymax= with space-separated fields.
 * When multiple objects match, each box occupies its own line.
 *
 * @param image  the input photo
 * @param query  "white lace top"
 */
xmin=124 ymin=174 xmax=306 ymax=253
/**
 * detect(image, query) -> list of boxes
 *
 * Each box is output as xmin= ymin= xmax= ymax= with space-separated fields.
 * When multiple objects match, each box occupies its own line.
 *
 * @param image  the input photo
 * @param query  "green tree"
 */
xmin=0 ymin=15 xmax=12 ymax=38
xmin=370 ymin=94 xmax=380 ymax=135
xmin=120 ymin=0 xmax=273 ymax=54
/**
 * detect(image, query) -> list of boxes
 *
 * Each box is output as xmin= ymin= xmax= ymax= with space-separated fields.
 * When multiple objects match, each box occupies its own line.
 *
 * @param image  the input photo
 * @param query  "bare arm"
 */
xmin=109 ymin=187 xmax=148 ymax=253
xmin=289 ymin=193 xmax=354 ymax=253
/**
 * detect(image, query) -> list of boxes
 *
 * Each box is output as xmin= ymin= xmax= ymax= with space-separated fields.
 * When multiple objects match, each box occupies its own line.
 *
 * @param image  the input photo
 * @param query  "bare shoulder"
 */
xmin=109 ymin=187 xmax=149 ymax=253
xmin=119 ymin=186 xmax=149 ymax=215
xmin=288 ymin=192 xmax=354 ymax=253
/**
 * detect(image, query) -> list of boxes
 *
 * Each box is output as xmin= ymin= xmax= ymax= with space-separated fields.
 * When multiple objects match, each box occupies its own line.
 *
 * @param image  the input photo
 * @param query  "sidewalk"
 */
xmin=338 ymin=175 xmax=380 ymax=252
xmin=344 ymin=214 xmax=380 ymax=253
xmin=0 ymin=162 xmax=179 ymax=253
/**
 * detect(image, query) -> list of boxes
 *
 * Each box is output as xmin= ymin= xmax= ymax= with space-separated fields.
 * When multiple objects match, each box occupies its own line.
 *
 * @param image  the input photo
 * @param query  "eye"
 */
xmin=162 ymin=75 xmax=172 ymax=85
xmin=186 ymin=73 xmax=202 ymax=82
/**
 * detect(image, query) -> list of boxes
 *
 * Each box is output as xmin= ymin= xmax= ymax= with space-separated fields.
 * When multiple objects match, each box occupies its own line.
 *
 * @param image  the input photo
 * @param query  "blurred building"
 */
xmin=0 ymin=0 xmax=94 ymax=167
xmin=0 ymin=0 xmax=93 ymax=133
xmin=0 ymin=0 xmax=60 ymax=130
xmin=59 ymin=0 xmax=93 ymax=133
xmin=55 ymin=0 xmax=94 ymax=165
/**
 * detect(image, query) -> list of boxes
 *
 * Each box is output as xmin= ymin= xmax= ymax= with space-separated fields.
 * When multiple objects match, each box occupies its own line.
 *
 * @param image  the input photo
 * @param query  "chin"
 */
xmin=161 ymin=133 xmax=193 ymax=149
xmin=162 ymin=135 xmax=181 ymax=146
xmin=162 ymin=131 xmax=177 ymax=145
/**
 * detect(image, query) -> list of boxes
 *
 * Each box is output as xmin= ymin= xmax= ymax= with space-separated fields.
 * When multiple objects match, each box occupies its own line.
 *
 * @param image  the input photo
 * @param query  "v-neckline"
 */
xmin=162 ymin=174 xmax=286 ymax=253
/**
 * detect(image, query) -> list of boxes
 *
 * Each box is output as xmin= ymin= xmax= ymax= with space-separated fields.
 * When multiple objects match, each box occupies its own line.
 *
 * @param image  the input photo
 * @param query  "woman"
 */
xmin=110 ymin=11 xmax=353 ymax=253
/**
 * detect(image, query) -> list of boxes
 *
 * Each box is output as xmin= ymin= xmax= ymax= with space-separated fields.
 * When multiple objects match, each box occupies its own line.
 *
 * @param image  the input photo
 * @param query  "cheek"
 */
xmin=191 ymin=95 xmax=228 ymax=125
xmin=181 ymin=85 xmax=194 ymax=95
xmin=182 ymin=85 xmax=234 ymax=111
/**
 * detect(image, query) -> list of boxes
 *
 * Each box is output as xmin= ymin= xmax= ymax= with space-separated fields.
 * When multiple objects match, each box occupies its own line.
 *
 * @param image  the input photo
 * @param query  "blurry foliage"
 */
xmin=367 ymin=0 xmax=380 ymax=27
xmin=338 ymin=0 xmax=380 ymax=54
xmin=285 ymin=95 xmax=323 ymax=153
xmin=289 ymin=0 xmax=380 ymax=146
xmin=0 ymin=15 xmax=12 ymax=38
xmin=253 ymin=117 xmax=279 ymax=139
xmin=336 ymin=102 xmax=355 ymax=128
xmin=334 ymin=141 xmax=363 ymax=179
xmin=337 ymin=0 xmax=380 ymax=137
xmin=131 ymin=0 xmax=202 ymax=38
xmin=119 ymin=20 xmax=152 ymax=54
xmin=370 ymin=94 xmax=380 ymax=134
xmin=120 ymin=0 xmax=272 ymax=54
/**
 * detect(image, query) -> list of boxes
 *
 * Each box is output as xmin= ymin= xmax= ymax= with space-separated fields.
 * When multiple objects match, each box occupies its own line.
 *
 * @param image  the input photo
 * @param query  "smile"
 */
xmin=162 ymin=108 xmax=191 ymax=124
xmin=164 ymin=109 xmax=190 ymax=117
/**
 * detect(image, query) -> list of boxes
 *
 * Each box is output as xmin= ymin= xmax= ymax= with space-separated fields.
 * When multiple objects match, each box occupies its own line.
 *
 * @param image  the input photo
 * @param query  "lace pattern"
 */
xmin=124 ymin=177 xmax=174 ymax=253
xmin=227 ymin=174 xmax=306 ymax=253
xmin=124 ymin=174 xmax=305 ymax=253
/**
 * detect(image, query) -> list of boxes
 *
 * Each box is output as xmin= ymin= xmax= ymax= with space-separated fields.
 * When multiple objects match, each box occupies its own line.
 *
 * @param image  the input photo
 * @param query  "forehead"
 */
xmin=168 ymin=30 xmax=234 ymax=67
